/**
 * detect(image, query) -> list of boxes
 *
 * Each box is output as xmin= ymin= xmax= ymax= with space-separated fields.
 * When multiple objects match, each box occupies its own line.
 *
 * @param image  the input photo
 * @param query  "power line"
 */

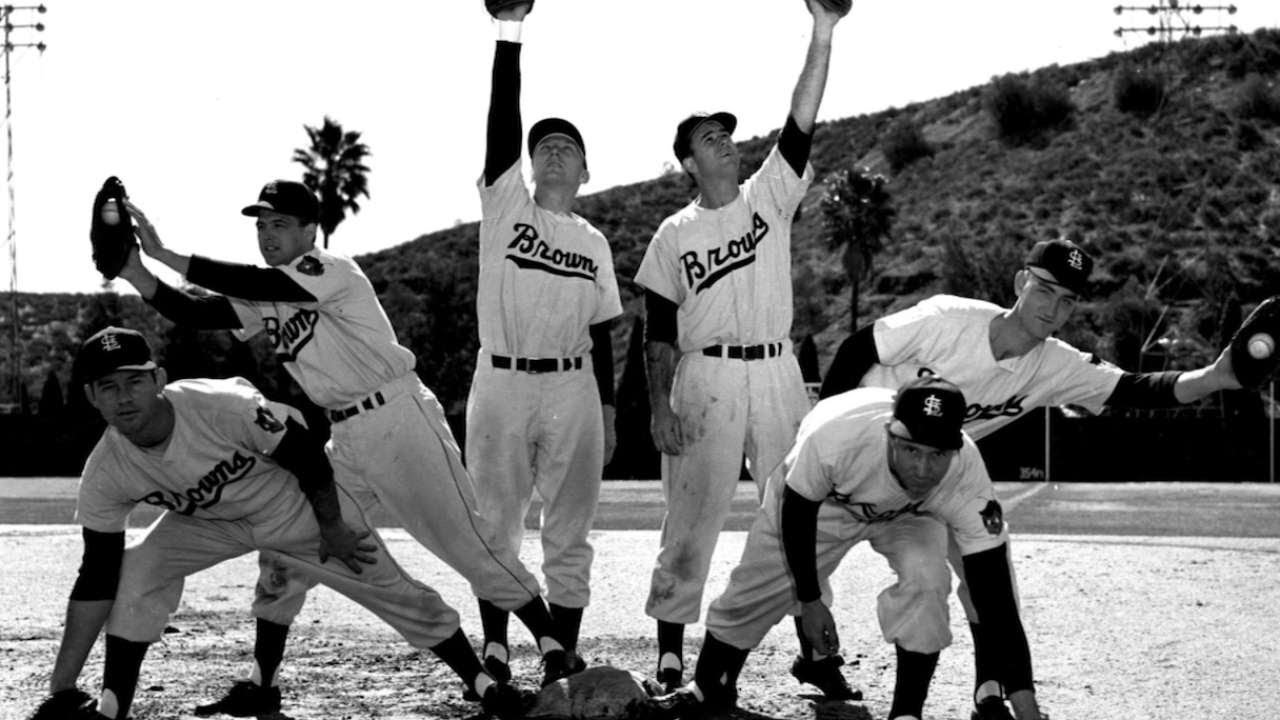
xmin=1114 ymin=1 xmax=1239 ymax=42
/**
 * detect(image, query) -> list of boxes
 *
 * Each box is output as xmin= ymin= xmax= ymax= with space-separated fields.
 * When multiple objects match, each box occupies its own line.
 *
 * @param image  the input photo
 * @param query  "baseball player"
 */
xmin=655 ymin=377 xmax=1048 ymax=720
xmin=31 ymin=327 xmax=523 ymax=720
xmin=467 ymin=0 xmax=622 ymax=684
xmin=633 ymin=0 xmax=847 ymax=694
xmin=112 ymin=181 xmax=577 ymax=715
xmin=816 ymin=238 xmax=1243 ymax=719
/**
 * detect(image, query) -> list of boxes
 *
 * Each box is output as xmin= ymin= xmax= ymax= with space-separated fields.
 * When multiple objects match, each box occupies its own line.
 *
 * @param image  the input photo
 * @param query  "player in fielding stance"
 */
xmin=818 ymin=238 xmax=1244 ymax=719
xmin=29 ymin=328 xmax=522 ymax=720
xmin=656 ymin=377 xmax=1048 ymax=720
xmin=634 ymin=0 xmax=850 ymax=695
xmin=467 ymin=0 xmax=622 ymax=683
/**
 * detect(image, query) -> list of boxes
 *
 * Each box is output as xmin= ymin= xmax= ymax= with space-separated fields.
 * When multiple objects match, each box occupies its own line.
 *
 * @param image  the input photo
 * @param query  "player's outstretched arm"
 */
xmin=790 ymin=0 xmax=845 ymax=134
xmin=49 ymin=528 xmax=124 ymax=693
xmin=483 ymin=3 xmax=529 ymax=186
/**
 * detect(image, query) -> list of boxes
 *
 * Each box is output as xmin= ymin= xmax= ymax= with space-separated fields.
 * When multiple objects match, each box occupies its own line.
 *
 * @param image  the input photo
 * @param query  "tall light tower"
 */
xmin=1114 ymin=1 xmax=1238 ymax=42
xmin=2 ymin=3 xmax=46 ymax=410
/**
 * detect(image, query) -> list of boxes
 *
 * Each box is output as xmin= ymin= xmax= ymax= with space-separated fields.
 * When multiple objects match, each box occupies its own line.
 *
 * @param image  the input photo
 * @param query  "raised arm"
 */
xmin=483 ymin=5 xmax=529 ymax=185
xmin=790 ymin=1 xmax=844 ymax=134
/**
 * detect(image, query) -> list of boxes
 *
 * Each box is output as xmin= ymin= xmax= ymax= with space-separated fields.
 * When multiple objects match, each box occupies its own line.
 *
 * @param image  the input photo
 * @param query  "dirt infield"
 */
xmin=2 ymin=482 xmax=1279 ymax=719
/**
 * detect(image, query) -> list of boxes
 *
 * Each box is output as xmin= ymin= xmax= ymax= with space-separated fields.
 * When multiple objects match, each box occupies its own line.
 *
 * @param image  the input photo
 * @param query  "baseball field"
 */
xmin=2 ymin=479 xmax=1278 ymax=719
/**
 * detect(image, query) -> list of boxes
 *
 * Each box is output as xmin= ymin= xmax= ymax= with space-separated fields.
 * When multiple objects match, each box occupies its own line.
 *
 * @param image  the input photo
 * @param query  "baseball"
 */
xmin=100 ymin=199 xmax=121 ymax=226
xmin=1248 ymin=332 xmax=1274 ymax=359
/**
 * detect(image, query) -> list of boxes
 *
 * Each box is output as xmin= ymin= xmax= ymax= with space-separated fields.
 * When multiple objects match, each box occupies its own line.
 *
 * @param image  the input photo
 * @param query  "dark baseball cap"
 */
xmin=528 ymin=117 xmax=587 ymax=167
xmin=673 ymin=111 xmax=738 ymax=161
xmin=1025 ymin=239 xmax=1093 ymax=295
xmin=890 ymin=376 xmax=966 ymax=451
xmin=240 ymin=180 xmax=320 ymax=225
xmin=78 ymin=327 xmax=157 ymax=383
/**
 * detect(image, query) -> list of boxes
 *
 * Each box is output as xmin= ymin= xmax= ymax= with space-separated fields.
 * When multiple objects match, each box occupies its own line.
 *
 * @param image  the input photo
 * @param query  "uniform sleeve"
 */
xmin=74 ymin=445 xmax=136 ymax=534
xmin=634 ymin=223 xmax=685 ymax=305
xmin=270 ymin=252 xmax=351 ymax=306
xmin=782 ymin=432 xmax=834 ymax=503
xmin=591 ymin=239 xmax=624 ymax=324
xmin=228 ymin=298 xmax=266 ymax=342
xmin=937 ymin=445 xmax=1008 ymax=557
xmin=872 ymin=300 xmax=946 ymax=367
xmin=745 ymin=144 xmax=813 ymax=226
xmin=478 ymin=162 xmax=532 ymax=225
xmin=218 ymin=377 xmax=305 ymax=458
xmin=1038 ymin=340 xmax=1124 ymax=413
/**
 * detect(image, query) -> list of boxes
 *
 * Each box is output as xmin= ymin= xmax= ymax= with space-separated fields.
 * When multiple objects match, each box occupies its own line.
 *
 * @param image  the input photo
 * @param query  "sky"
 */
xmin=1 ymin=0 xmax=1276 ymax=294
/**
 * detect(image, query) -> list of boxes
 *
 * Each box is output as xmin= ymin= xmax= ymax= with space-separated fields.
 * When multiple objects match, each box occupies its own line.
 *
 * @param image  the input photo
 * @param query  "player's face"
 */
xmin=255 ymin=210 xmax=317 ymax=267
xmin=531 ymin=135 xmax=588 ymax=189
xmin=1012 ymin=269 xmax=1079 ymax=339
xmin=683 ymin=120 xmax=740 ymax=179
xmin=885 ymin=429 xmax=956 ymax=499
xmin=86 ymin=369 xmax=167 ymax=440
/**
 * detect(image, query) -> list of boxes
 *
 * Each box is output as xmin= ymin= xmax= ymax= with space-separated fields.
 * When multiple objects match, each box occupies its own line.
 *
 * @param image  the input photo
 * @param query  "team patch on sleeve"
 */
xmin=254 ymin=406 xmax=285 ymax=433
xmin=295 ymin=256 xmax=324 ymax=276
xmin=979 ymin=499 xmax=1003 ymax=535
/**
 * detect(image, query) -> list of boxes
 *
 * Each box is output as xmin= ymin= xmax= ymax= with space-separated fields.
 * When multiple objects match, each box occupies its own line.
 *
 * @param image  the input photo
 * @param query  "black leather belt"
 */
xmin=701 ymin=342 xmax=784 ymax=361
xmin=327 ymin=391 xmax=387 ymax=423
xmin=492 ymin=355 xmax=583 ymax=373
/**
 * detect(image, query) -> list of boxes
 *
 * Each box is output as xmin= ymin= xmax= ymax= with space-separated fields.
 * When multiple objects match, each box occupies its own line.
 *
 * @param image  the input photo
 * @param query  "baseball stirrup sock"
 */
xmin=970 ymin=622 xmax=1002 ymax=701
xmin=512 ymin=597 xmax=560 ymax=650
xmin=478 ymin=598 xmax=511 ymax=648
xmin=430 ymin=629 xmax=486 ymax=687
xmin=101 ymin=634 xmax=150 ymax=719
xmin=252 ymin=618 xmax=290 ymax=687
xmin=549 ymin=603 xmax=584 ymax=652
xmin=888 ymin=645 xmax=939 ymax=719
xmin=694 ymin=632 xmax=750 ymax=700
xmin=657 ymin=620 xmax=685 ymax=666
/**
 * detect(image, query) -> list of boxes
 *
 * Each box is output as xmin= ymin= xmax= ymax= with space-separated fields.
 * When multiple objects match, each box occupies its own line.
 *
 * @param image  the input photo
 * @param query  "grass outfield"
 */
xmin=2 ymin=478 xmax=1278 ymax=536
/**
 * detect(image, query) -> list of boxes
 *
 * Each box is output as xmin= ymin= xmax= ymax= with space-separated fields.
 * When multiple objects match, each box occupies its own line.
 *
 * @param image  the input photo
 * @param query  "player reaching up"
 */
xmin=466 ymin=0 xmax=622 ymax=685
xmin=633 ymin=0 xmax=850 ymax=696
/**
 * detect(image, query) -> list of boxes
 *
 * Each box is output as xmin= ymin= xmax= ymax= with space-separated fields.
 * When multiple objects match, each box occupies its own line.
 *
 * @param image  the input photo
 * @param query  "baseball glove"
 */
xmin=28 ymin=688 xmax=95 ymax=720
xmin=89 ymin=176 xmax=137 ymax=280
xmin=486 ymin=0 xmax=533 ymax=19
xmin=1229 ymin=296 xmax=1280 ymax=389
xmin=811 ymin=0 xmax=853 ymax=18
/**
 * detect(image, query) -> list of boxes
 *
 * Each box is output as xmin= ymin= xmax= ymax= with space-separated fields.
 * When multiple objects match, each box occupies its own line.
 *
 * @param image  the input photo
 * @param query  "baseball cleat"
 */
xmin=657 ymin=666 xmax=683 ymax=694
xmin=479 ymin=682 xmax=526 ymax=720
xmin=541 ymin=648 xmax=587 ymax=686
xmin=789 ymin=655 xmax=863 ymax=700
xmin=650 ymin=685 xmax=703 ymax=719
xmin=971 ymin=696 xmax=1016 ymax=720
xmin=193 ymin=680 xmax=282 ymax=717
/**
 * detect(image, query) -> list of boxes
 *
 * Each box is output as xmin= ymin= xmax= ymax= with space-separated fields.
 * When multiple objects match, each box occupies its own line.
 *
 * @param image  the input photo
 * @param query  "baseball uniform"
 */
xmin=635 ymin=144 xmax=814 ymax=625
xmin=706 ymin=386 xmax=1008 ymax=653
xmin=468 ymin=159 xmax=622 ymax=609
xmin=78 ymin=376 xmax=460 ymax=649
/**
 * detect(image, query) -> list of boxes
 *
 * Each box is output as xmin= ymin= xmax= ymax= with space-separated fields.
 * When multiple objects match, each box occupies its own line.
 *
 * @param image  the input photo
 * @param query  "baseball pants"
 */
xmin=646 ymin=347 xmax=810 ymax=625
xmin=706 ymin=500 xmax=953 ymax=655
xmin=465 ymin=354 xmax=604 ymax=608
xmin=251 ymin=374 xmax=544 ymax=626
xmin=106 ymin=482 xmax=460 ymax=648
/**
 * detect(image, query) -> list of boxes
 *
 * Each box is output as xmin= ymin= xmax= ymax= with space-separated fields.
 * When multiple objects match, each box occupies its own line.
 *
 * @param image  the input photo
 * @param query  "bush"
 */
xmin=1234 ymin=74 xmax=1280 ymax=125
xmin=1112 ymin=65 xmax=1166 ymax=117
xmin=880 ymin=118 xmax=935 ymax=173
xmin=984 ymin=74 xmax=1076 ymax=145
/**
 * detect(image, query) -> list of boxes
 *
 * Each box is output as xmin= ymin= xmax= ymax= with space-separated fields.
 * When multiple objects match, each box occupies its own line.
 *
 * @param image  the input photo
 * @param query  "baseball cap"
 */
xmin=1025 ymin=239 xmax=1093 ymax=295
xmin=528 ymin=117 xmax=587 ymax=167
xmin=77 ymin=327 xmax=157 ymax=383
xmin=673 ymin=111 xmax=738 ymax=161
xmin=240 ymin=180 xmax=320 ymax=225
xmin=890 ymin=376 xmax=967 ymax=451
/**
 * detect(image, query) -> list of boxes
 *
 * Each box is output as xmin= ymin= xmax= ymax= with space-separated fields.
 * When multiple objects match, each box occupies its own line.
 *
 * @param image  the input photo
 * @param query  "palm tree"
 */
xmin=292 ymin=116 xmax=371 ymax=249
xmin=819 ymin=167 xmax=895 ymax=329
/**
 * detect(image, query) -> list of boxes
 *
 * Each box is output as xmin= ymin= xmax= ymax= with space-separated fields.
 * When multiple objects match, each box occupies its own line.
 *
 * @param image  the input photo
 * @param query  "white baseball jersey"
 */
xmin=77 ymin=377 xmax=302 ymax=533
xmin=775 ymin=387 xmax=1006 ymax=556
xmin=634 ymin=145 xmax=813 ymax=351
xmin=228 ymin=247 xmax=415 ymax=409
xmin=477 ymin=162 xmax=622 ymax=357
xmin=862 ymin=295 xmax=1125 ymax=441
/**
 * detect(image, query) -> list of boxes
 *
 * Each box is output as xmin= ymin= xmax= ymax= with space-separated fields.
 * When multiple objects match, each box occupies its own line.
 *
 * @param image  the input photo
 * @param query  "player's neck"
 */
xmin=533 ymin=184 xmax=578 ymax=215
xmin=989 ymin=311 xmax=1045 ymax=361
xmin=124 ymin=396 xmax=176 ymax=451
xmin=694 ymin=176 xmax=740 ymax=210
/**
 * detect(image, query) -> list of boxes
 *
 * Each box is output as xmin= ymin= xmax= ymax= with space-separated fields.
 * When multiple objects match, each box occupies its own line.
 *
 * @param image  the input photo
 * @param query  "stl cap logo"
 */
xmin=100 ymin=333 xmax=122 ymax=353
xmin=1067 ymin=248 xmax=1084 ymax=271
xmin=922 ymin=394 xmax=944 ymax=417
xmin=263 ymin=181 xmax=279 ymax=196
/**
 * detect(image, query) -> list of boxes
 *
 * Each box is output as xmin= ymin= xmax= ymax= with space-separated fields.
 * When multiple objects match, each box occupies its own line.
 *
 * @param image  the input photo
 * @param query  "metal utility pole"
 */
xmin=1 ymin=3 xmax=46 ymax=411
xmin=1114 ymin=1 xmax=1238 ymax=42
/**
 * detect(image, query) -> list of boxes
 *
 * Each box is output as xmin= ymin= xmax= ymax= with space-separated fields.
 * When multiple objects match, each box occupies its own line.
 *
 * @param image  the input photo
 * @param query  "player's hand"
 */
xmin=806 ymin=0 xmax=851 ymax=25
xmin=1008 ymin=689 xmax=1048 ymax=720
xmin=650 ymin=403 xmax=685 ymax=456
xmin=799 ymin=600 xmax=840 ymax=656
xmin=123 ymin=199 xmax=168 ymax=259
xmin=1209 ymin=345 xmax=1244 ymax=390
xmin=318 ymin=522 xmax=378 ymax=574
xmin=492 ymin=1 xmax=531 ymax=21
xmin=602 ymin=404 xmax=617 ymax=465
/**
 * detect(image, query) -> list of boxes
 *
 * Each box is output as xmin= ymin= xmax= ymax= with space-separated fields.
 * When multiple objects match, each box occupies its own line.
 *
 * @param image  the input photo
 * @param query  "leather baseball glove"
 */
xmin=89 ymin=176 xmax=137 ymax=280
xmin=1229 ymin=296 xmax=1280 ymax=389
xmin=486 ymin=0 xmax=533 ymax=18
xmin=28 ymin=688 xmax=95 ymax=720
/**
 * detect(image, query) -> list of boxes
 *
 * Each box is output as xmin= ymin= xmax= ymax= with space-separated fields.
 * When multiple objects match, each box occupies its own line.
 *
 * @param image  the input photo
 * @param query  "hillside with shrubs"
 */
xmin=2 ymin=29 xmax=1278 ymax=476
